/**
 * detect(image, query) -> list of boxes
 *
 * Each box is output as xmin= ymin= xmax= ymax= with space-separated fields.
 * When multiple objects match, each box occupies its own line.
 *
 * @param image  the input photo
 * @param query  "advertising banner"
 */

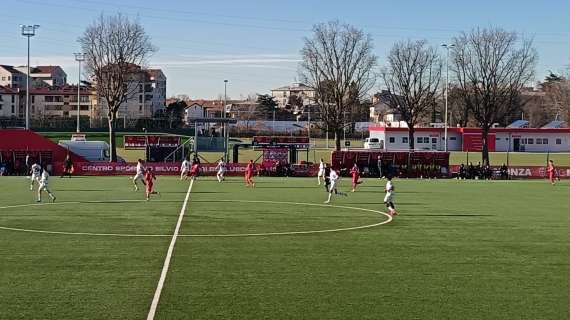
xmin=449 ymin=165 xmax=570 ymax=179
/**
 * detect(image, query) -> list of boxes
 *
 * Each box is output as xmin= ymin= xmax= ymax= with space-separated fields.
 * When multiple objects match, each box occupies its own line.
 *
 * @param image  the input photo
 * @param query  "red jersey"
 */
xmin=547 ymin=164 xmax=555 ymax=174
xmin=350 ymin=166 xmax=359 ymax=178
xmin=246 ymin=163 xmax=254 ymax=174
xmin=191 ymin=164 xmax=200 ymax=174
xmin=144 ymin=171 xmax=155 ymax=185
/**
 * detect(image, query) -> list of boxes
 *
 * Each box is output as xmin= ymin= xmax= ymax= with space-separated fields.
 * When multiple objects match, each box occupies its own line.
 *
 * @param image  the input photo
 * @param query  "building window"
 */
xmin=31 ymin=95 xmax=35 ymax=103
xmin=556 ymin=138 xmax=562 ymax=145
xmin=496 ymin=137 xmax=501 ymax=141
xmin=402 ymin=137 xmax=408 ymax=144
xmin=450 ymin=137 xmax=456 ymax=141
xmin=417 ymin=137 xmax=423 ymax=144
xmin=389 ymin=137 xmax=395 ymax=143
xmin=431 ymin=137 xmax=437 ymax=144
xmin=139 ymin=105 xmax=143 ymax=112
xmin=527 ymin=138 xmax=534 ymax=144
xmin=1 ymin=77 xmax=4 ymax=81
xmin=543 ymin=138 xmax=548 ymax=144
xmin=423 ymin=137 xmax=429 ymax=143
xmin=537 ymin=139 xmax=542 ymax=145
xmin=0 ymin=104 xmax=2 ymax=110
xmin=522 ymin=138 xmax=527 ymax=144
xmin=11 ymin=95 xmax=15 ymax=103
xmin=11 ymin=105 xmax=15 ymax=113
xmin=139 ymin=95 xmax=143 ymax=103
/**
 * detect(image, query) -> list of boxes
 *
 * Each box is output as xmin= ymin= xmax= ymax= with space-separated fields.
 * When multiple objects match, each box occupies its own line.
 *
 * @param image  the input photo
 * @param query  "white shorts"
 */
xmin=39 ymin=182 xmax=48 ymax=190
xmin=31 ymin=174 xmax=40 ymax=182
xmin=181 ymin=169 xmax=189 ymax=175
xmin=134 ymin=173 xmax=144 ymax=181
xmin=384 ymin=192 xmax=394 ymax=203
xmin=217 ymin=169 xmax=225 ymax=175
xmin=318 ymin=169 xmax=325 ymax=177
xmin=329 ymin=180 xmax=337 ymax=192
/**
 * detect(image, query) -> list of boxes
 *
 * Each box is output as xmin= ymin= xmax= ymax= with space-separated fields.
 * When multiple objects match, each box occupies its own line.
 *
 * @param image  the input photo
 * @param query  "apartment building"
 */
xmin=14 ymin=65 xmax=67 ymax=88
xmin=28 ymin=86 xmax=94 ymax=118
xmin=0 ymin=65 xmax=26 ymax=89
xmin=271 ymin=82 xmax=315 ymax=109
xmin=93 ymin=66 xmax=167 ymax=120
xmin=0 ymin=85 xmax=20 ymax=118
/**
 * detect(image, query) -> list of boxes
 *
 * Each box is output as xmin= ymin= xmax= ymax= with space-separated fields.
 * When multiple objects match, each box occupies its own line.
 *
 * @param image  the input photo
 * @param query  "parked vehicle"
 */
xmin=364 ymin=137 xmax=383 ymax=149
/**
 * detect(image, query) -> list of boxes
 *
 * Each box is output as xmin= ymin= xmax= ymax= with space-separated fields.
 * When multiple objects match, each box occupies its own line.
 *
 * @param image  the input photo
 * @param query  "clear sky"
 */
xmin=2 ymin=0 xmax=570 ymax=99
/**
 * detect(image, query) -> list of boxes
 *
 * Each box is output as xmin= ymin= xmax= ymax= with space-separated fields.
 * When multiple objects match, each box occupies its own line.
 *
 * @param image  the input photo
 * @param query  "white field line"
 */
xmin=146 ymin=178 xmax=194 ymax=320
xmin=0 ymin=200 xmax=392 ymax=237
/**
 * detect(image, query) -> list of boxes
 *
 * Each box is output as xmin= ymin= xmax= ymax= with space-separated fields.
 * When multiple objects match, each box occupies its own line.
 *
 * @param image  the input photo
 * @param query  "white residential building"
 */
xmin=0 ymin=65 xmax=27 ymax=89
xmin=0 ymin=85 xmax=20 ymax=118
xmin=271 ymin=82 xmax=315 ymax=109
xmin=14 ymin=65 xmax=67 ymax=88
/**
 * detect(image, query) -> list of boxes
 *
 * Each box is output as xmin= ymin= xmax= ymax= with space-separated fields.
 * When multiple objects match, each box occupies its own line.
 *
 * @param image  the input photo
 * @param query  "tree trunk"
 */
xmin=408 ymin=126 xmax=415 ymax=150
xmin=481 ymin=126 xmax=490 ymax=166
xmin=108 ymin=112 xmax=118 ymax=162
xmin=334 ymin=129 xmax=342 ymax=151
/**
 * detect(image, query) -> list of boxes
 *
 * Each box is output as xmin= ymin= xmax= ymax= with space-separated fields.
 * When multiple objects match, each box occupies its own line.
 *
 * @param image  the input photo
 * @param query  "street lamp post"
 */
xmin=441 ymin=43 xmax=455 ymax=152
xmin=74 ymin=53 xmax=85 ymax=133
xmin=20 ymin=24 xmax=39 ymax=130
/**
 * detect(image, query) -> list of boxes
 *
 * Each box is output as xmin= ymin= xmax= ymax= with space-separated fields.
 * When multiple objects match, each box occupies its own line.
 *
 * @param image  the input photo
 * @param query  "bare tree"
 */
xmin=451 ymin=27 xmax=537 ymax=165
xmin=382 ymin=40 xmax=442 ymax=149
xmin=79 ymin=13 xmax=156 ymax=161
xmin=542 ymin=72 xmax=570 ymax=123
xmin=300 ymin=21 xmax=377 ymax=150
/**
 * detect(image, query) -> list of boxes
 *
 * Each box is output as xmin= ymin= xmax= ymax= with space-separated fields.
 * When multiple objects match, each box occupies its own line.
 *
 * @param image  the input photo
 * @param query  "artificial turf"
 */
xmin=0 ymin=175 xmax=568 ymax=319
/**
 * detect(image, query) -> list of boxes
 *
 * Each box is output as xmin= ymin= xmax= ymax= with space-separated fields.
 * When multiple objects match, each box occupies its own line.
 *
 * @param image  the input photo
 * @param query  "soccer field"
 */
xmin=0 ymin=176 xmax=569 ymax=319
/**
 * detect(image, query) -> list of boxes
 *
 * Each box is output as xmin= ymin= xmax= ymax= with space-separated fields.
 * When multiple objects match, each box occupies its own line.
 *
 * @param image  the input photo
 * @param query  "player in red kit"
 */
xmin=189 ymin=161 xmax=200 ymax=180
xmin=144 ymin=168 xmax=159 ymax=201
xmin=350 ymin=163 xmax=362 ymax=192
xmin=547 ymin=160 xmax=557 ymax=185
xmin=245 ymin=160 xmax=255 ymax=187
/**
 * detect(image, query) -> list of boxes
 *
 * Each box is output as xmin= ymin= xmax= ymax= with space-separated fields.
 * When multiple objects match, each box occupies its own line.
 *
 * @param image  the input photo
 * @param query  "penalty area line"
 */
xmin=146 ymin=178 xmax=194 ymax=320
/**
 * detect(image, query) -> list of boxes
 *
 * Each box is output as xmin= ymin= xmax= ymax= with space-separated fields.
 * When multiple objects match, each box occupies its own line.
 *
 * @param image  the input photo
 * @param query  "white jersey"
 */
xmin=319 ymin=161 xmax=325 ymax=170
xmin=40 ymin=170 xmax=49 ymax=185
xmin=136 ymin=162 xmax=145 ymax=175
xmin=31 ymin=163 xmax=41 ymax=176
xmin=181 ymin=160 xmax=190 ymax=171
xmin=330 ymin=170 xmax=339 ymax=182
xmin=217 ymin=160 xmax=226 ymax=172
xmin=384 ymin=180 xmax=394 ymax=203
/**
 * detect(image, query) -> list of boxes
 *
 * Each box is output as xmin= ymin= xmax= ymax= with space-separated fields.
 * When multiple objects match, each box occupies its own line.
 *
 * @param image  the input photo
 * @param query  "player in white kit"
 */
xmin=324 ymin=168 xmax=347 ymax=203
xmin=29 ymin=162 xmax=42 ymax=191
xmin=384 ymin=176 xmax=398 ymax=216
xmin=215 ymin=158 xmax=226 ymax=182
xmin=133 ymin=159 xmax=145 ymax=191
xmin=317 ymin=158 xmax=325 ymax=185
xmin=180 ymin=158 xmax=190 ymax=180
xmin=37 ymin=168 xmax=56 ymax=202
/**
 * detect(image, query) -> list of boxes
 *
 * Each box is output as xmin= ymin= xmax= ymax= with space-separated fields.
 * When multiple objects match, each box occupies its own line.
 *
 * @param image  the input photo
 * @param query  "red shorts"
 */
xmin=549 ymin=172 xmax=555 ymax=181
xmin=146 ymin=183 xmax=153 ymax=193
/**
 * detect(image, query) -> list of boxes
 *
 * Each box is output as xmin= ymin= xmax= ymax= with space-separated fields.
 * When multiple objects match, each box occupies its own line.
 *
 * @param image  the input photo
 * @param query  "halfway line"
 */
xmin=146 ymin=178 xmax=194 ymax=320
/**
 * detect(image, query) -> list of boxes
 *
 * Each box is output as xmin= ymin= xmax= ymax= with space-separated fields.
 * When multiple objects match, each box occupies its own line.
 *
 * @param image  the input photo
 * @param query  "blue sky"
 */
xmin=2 ymin=0 xmax=570 ymax=99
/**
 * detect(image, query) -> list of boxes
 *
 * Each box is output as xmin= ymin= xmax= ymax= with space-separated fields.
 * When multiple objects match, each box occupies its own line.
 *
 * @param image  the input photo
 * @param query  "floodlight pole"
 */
xmin=21 ymin=24 xmax=39 ymax=130
xmin=441 ymin=43 xmax=454 ymax=152
xmin=223 ymin=80 xmax=228 ymax=162
xmin=74 ymin=53 xmax=85 ymax=133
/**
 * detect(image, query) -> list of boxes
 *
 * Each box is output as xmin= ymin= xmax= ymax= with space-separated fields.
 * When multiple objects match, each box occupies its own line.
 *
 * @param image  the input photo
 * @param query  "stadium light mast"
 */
xmin=21 ymin=24 xmax=39 ymax=130
xmin=441 ymin=43 xmax=455 ymax=152
xmin=223 ymin=79 xmax=228 ymax=162
xmin=74 ymin=52 xmax=86 ymax=133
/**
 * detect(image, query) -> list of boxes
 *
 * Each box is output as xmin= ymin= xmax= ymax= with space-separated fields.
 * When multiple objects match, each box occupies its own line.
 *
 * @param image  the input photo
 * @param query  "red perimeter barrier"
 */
xmin=53 ymin=162 xmax=319 ymax=177
xmin=449 ymin=165 xmax=570 ymax=179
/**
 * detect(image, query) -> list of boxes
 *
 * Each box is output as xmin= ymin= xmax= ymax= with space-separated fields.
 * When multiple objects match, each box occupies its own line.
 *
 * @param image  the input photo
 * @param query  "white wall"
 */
xmin=370 ymin=130 xmax=462 ymax=151
xmin=496 ymin=132 xmax=570 ymax=152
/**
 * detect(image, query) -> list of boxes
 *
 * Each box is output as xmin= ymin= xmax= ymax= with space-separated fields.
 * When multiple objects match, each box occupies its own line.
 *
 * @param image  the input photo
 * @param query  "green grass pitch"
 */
xmin=0 ymin=175 xmax=569 ymax=319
